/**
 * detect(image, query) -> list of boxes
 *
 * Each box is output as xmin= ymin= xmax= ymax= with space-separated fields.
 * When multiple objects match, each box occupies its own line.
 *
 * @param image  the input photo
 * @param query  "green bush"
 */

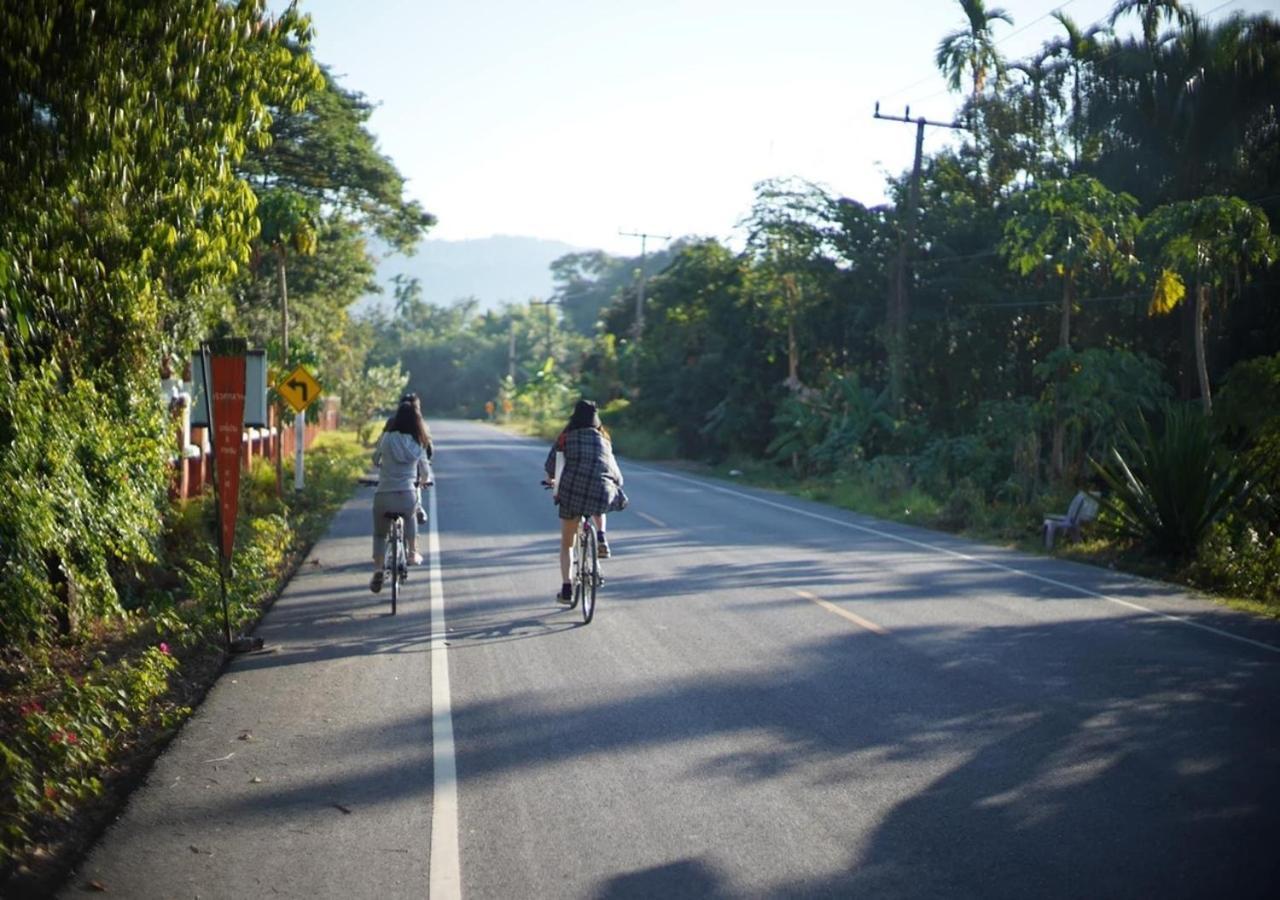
xmin=0 ymin=358 xmax=169 ymax=646
xmin=1 ymin=645 xmax=181 ymax=864
xmin=937 ymin=478 xmax=988 ymax=531
xmin=1 ymin=434 xmax=367 ymax=869
xmin=1192 ymin=516 xmax=1280 ymax=606
xmin=766 ymin=371 xmax=892 ymax=475
xmin=1092 ymin=404 xmax=1249 ymax=560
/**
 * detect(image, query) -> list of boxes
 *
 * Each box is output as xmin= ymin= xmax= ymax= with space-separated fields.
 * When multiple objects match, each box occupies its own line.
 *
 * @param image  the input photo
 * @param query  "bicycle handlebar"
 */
xmin=359 ymin=477 xmax=432 ymax=487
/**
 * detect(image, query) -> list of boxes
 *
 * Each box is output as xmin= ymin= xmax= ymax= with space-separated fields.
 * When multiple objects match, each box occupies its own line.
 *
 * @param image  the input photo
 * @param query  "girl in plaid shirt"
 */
xmin=544 ymin=400 xmax=627 ymax=603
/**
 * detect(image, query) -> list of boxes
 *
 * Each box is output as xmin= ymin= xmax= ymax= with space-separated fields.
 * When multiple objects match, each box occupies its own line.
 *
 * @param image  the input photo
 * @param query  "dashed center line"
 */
xmin=793 ymin=588 xmax=889 ymax=635
xmin=635 ymin=510 xmax=668 ymax=529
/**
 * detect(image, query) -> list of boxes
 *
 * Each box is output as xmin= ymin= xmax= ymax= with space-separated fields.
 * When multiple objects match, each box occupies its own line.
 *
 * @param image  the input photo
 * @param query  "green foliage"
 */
xmin=514 ymin=357 xmax=574 ymax=429
xmin=0 ymin=0 xmax=321 ymax=647
xmin=766 ymin=372 xmax=892 ymax=475
xmin=1216 ymin=353 xmax=1280 ymax=493
xmin=1000 ymin=175 xmax=1139 ymax=290
xmin=1034 ymin=347 xmax=1171 ymax=473
xmin=1 ymin=644 xmax=181 ymax=865
xmin=343 ymin=364 xmax=409 ymax=445
xmin=1091 ymin=404 xmax=1250 ymax=560
xmin=1144 ymin=196 xmax=1276 ymax=304
xmin=1 ymin=435 xmax=366 ymax=867
xmin=1192 ymin=516 xmax=1280 ymax=606
xmin=0 ymin=358 xmax=168 ymax=644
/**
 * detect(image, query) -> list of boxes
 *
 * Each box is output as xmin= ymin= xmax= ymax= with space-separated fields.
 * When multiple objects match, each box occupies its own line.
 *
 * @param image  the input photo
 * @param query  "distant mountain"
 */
xmin=358 ymin=235 xmax=584 ymax=314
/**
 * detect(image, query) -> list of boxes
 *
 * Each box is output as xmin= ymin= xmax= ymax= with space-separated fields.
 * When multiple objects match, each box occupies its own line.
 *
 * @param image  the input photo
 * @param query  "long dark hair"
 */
xmin=389 ymin=400 xmax=431 ymax=448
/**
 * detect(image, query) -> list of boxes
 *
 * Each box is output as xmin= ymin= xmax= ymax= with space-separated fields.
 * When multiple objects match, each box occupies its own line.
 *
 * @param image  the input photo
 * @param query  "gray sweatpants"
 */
xmin=372 ymin=490 xmax=418 ymax=561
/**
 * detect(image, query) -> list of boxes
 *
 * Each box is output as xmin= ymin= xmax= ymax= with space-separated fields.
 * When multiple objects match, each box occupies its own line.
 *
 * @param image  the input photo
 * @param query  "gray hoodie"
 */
xmin=372 ymin=432 xmax=432 ymax=494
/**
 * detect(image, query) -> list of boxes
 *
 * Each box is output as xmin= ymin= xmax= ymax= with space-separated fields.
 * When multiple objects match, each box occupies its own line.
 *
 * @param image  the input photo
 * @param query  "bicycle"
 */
xmin=571 ymin=513 xmax=603 ymax=624
xmin=359 ymin=476 xmax=427 ymax=615
xmin=544 ymin=481 xmax=604 ymax=625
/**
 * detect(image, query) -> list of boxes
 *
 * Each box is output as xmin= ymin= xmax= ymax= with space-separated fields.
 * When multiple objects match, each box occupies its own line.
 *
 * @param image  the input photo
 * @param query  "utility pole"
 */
xmin=874 ymin=102 xmax=965 ymax=416
xmin=507 ymin=319 xmax=516 ymax=382
xmin=616 ymin=230 xmax=670 ymax=386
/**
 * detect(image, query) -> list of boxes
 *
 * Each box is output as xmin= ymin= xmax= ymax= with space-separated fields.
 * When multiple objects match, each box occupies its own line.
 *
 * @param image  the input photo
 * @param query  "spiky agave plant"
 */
xmin=1091 ymin=403 xmax=1250 ymax=560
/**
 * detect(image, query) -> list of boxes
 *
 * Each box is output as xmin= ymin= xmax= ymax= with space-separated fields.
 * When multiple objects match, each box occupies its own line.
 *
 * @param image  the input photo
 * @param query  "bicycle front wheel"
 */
xmin=580 ymin=524 xmax=597 ymax=624
xmin=569 ymin=530 xmax=583 ymax=610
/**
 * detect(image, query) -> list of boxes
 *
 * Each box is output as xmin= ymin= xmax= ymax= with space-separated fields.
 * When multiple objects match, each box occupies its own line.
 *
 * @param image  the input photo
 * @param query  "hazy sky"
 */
xmin=284 ymin=0 xmax=1273 ymax=255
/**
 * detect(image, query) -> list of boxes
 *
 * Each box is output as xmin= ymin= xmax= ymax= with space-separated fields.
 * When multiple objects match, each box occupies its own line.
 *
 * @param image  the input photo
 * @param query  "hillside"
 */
xmin=359 ymin=234 xmax=583 ymax=313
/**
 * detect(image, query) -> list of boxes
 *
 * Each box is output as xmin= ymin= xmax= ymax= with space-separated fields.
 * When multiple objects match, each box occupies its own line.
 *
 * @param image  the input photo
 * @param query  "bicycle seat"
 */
xmin=382 ymin=512 xmax=403 ymax=521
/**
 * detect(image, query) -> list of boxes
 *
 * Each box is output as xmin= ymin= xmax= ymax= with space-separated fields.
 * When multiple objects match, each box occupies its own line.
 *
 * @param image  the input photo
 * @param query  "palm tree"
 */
xmin=1006 ymin=48 xmax=1060 ymax=173
xmin=935 ymin=0 xmax=1014 ymax=98
xmin=1108 ymin=0 xmax=1189 ymax=49
xmin=1042 ymin=11 xmax=1105 ymax=165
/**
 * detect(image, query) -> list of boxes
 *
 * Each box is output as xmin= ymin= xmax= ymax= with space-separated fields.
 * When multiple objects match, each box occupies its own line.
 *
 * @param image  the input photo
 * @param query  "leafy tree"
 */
xmin=1144 ymin=196 xmax=1278 ymax=414
xmin=552 ymin=251 xmax=627 ymax=335
xmin=629 ymin=240 xmax=767 ymax=458
xmin=741 ymin=179 xmax=839 ymax=391
xmin=344 ymin=363 xmax=409 ymax=445
xmin=0 ymin=0 xmax=321 ymax=643
xmin=1000 ymin=174 xmax=1140 ymax=476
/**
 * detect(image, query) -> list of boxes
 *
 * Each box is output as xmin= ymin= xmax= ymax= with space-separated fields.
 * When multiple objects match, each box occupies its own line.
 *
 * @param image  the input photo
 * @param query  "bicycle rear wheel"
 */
xmin=580 ymin=523 xmax=597 ymax=624
xmin=389 ymin=521 xmax=401 ymax=615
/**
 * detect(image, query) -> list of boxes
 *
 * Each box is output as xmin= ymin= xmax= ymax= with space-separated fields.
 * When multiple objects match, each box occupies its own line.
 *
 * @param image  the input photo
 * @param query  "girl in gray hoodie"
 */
xmin=370 ymin=401 xmax=434 ymax=592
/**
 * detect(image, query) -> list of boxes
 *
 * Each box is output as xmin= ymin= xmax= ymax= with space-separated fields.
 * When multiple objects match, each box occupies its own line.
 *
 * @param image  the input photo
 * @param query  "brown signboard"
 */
xmin=209 ymin=347 xmax=247 ymax=563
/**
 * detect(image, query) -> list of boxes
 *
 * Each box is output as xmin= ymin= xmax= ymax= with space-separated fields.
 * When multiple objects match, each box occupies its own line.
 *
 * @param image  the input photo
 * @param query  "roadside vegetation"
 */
xmin=0 ymin=433 xmax=367 ymax=895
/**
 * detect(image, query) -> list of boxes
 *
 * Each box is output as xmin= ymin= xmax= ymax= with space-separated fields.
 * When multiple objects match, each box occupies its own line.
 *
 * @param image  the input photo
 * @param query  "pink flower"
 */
xmin=158 ymin=642 xmax=171 ymax=655
xmin=19 ymin=701 xmax=44 ymax=717
xmin=51 ymin=730 xmax=78 ymax=745
xmin=44 ymin=785 xmax=57 ymax=801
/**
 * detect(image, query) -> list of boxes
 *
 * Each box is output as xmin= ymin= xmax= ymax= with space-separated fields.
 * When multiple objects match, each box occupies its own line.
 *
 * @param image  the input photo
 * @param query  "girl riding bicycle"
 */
xmin=369 ymin=400 xmax=433 ymax=593
xmin=544 ymin=399 xmax=627 ymax=603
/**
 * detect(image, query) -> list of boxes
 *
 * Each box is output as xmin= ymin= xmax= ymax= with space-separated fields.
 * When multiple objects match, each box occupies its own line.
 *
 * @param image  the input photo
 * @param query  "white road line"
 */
xmin=793 ymin=588 xmax=889 ymax=635
xmin=635 ymin=510 xmax=668 ymax=529
xmin=427 ymin=487 xmax=461 ymax=899
xmin=630 ymin=463 xmax=1280 ymax=657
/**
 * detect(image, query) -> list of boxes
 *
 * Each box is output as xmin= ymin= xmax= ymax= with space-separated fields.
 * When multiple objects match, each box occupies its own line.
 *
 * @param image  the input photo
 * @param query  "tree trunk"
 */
xmin=46 ymin=552 xmax=78 ymax=636
xmin=1179 ymin=283 xmax=1197 ymax=401
xmin=1195 ymin=282 xmax=1212 ymax=416
xmin=1059 ymin=273 xmax=1073 ymax=351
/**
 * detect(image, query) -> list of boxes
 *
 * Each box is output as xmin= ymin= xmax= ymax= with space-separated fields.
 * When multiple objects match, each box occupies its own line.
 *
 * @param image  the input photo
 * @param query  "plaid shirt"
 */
xmin=544 ymin=428 xmax=626 ymax=517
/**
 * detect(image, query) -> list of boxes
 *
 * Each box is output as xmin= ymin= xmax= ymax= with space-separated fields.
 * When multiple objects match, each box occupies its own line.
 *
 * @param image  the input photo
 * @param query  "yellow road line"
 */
xmin=792 ymin=588 xmax=889 ymax=635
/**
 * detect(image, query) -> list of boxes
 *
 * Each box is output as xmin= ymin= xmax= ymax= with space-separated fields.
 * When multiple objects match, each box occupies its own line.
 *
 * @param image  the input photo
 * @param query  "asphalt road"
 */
xmin=64 ymin=419 xmax=1280 ymax=899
